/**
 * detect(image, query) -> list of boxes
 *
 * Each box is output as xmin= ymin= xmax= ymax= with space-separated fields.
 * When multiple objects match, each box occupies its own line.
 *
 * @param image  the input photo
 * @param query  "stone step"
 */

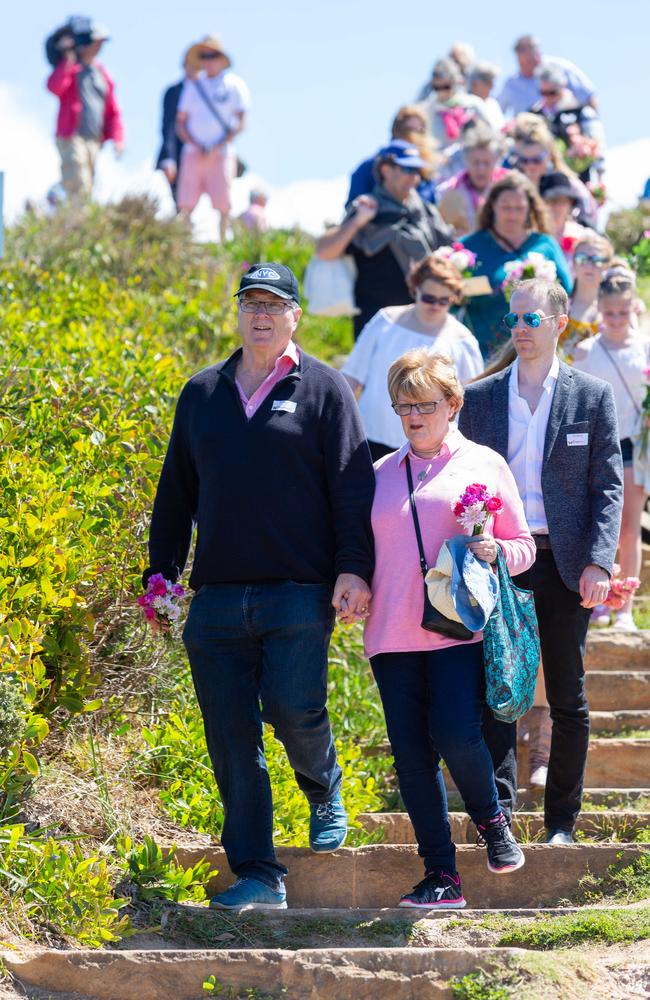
xmin=584 ymin=629 xmax=650 ymax=671
xmin=357 ymin=810 xmax=650 ymax=844
xmin=590 ymin=710 xmax=650 ymax=735
xmin=0 ymin=945 xmax=566 ymax=1000
xmin=441 ymin=738 xmax=650 ymax=795
xmin=172 ymin=843 xmax=645 ymax=910
xmin=586 ymin=671 xmax=650 ymax=710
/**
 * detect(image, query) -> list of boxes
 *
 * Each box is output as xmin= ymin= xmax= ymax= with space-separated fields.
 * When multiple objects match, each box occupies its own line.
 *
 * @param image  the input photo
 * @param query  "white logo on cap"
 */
xmin=249 ymin=267 xmax=281 ymax=280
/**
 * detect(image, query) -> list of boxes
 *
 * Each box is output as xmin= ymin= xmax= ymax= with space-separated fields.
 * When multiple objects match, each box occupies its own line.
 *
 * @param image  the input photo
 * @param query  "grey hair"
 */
xmin=462 ymin=122 xmax=504 ymax=156
xmin=539 ymin=64 xmax=567 ymax=89
xmin=468 ymin=61 xmax=500 ymax=87
xmin=432 ymin=57 xmax=463 ymax=87
xmin=514 ymin=34 xmax=540 ymax=51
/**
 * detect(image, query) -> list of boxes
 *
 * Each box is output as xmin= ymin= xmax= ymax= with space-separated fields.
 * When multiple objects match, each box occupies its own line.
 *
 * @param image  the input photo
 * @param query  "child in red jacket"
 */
xmin=47 ymin=20 xmax=124 ymax=200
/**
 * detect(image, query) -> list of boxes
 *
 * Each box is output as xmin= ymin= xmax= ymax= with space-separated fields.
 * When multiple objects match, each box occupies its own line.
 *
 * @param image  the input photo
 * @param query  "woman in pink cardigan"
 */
xmin=364 ymin=349 xmax=535 ymax=909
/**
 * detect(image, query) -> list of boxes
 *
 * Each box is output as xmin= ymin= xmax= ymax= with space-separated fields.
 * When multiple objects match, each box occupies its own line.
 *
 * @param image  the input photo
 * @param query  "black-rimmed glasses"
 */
xmin=392 ymin=400 xmax=446 ymax=416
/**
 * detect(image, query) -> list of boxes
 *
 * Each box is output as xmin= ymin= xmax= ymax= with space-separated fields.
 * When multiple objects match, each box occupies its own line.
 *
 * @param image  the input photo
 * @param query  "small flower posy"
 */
xmin=603 ymin=565 xmax=640 ymax=611
xmin=452 ymin=483 xmax=504 ymax=536
xmin=433 ymin=243 xmax=477 ymax=277
xmin=137 ymin=573 xmax=186 ymax=626
xmin=501 ymin=252 xmax=557 ymax=302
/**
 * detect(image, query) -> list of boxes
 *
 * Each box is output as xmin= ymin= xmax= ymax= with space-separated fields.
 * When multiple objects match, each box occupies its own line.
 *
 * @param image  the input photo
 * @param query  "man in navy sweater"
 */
xmin=144 ymin=263 xmax=375 ymax=910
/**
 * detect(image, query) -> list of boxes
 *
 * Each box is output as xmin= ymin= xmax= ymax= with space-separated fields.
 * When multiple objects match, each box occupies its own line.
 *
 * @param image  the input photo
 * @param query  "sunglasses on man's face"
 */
xmin=503 ymin=311 xmax=560 ymax=330
xmin=574 ymin=252 xmax=610 ymax=267
xmin=418 ymin=293 xmax=451 ymax=307
xmin=432 ymin=82 xmax=452 ymax=91
xmin=199 ymin=51 xmax=222 ymax=60
xmin=517 ymin=153 xmax=548 ymax=166
xmin=540 ymin=89 xmax=559 ymax=97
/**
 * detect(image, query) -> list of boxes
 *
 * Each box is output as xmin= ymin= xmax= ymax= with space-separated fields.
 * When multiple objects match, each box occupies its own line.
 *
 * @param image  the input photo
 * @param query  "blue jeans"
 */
xmin=183 ymin=581 xmax=341 ymax=889
xmin=371 ymin=643 xmax=499 ymax=874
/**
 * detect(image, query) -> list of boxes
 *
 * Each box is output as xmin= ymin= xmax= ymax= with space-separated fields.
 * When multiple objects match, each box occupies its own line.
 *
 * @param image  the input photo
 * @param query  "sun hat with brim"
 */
xmin=426 ymin=535 xmax=499 ymax=632
xmin=186 ymin=34 xmax=232 ymax=72
xmin=539 ymin=171 xmax=579 ymax=204
xmin=378 ymin=140 xmax=427 ymax=171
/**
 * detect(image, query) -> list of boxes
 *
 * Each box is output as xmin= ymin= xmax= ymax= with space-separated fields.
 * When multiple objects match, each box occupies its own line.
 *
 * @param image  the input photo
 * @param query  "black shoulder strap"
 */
xmin=405 ymin=457 xmax=428 ymax=578
xmin=193 ymin=78 xmax=230 ymax=135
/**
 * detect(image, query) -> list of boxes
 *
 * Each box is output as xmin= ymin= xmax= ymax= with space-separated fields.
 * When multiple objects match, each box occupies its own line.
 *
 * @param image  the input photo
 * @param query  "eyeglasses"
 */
xmin=540 ymin=89 xmax=559 ymax=97
xmin=574 ymin=252 xmax=610 ymax=267
xmin=418 ymin=293 xmax=452 ymax=307
xmin=517 ymin=153 xmax=548 ymax=166
xmin=199 ymin=51 xmax=222 ymax=60
xmin=392 ymin=399 xmax=446 ymax=415
xmin=239 ymin=299 xmax=293 ymax=315
xmin=503 ymin=311 xmax=560 ymax=330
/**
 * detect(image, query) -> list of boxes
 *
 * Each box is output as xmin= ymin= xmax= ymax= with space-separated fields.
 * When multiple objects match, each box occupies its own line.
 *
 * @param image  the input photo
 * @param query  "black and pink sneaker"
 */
xmin=477 ymin=813 xmax=525 ymax=874
xmin=398 ymin=869 xmax=466 ymax=909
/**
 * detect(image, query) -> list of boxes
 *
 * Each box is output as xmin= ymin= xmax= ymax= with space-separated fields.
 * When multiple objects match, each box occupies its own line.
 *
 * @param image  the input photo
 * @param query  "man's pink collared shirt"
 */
xmin=235 ymin=340 xmax=300 ymax=419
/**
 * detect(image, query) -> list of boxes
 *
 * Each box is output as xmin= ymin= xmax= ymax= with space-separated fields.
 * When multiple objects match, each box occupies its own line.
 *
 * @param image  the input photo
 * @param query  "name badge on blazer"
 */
xmin=272 ymin=399 xmax=297 ymax=413
xmin=567 ymin=432 xmax=588 ymax=446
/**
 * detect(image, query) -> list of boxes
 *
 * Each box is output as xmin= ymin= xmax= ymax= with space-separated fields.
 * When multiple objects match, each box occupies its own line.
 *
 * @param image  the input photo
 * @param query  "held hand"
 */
xmin=332 ymin=573 xmax=371 ymax=625
xmin=467 ymin=534 xmax=499 ymax=564
xmin=148 ymin=615 xmax=170 ymax=636
xmin=579 ymin=564 xmax=610 ymax=609
xmin=352 ymin=195 xmax=378 ymax=227
xmin=162 ymin=162 xmax=177 ymax=183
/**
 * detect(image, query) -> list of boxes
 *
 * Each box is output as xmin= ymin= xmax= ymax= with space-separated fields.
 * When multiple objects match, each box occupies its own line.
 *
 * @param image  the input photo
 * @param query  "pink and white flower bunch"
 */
xmin=452 ymin=483 xmax=504 ymax=536
xmin=501 ymin=252 xmax=557 ymax=301
xmin=603 ymin=565 xmax=640 ymax=611
xmin=137 ymin=573 xmax=186 ymax=625
xmin=433 ymin=243 xmax=477 ymax=277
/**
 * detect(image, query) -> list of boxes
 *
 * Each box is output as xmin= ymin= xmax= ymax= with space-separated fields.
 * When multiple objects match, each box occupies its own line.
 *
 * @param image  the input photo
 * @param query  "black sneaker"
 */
xmin=398 ymin=869 xmax=466 ymax=909
xmin=476 ymin=813 xmax=525 ymax=874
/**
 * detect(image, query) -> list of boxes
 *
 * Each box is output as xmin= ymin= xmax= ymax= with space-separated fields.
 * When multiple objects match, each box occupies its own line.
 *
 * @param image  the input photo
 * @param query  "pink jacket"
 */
xmin=47 ymin=60 xmax=124 ymax=143
xmin=363 ymin=429 xmax=536 ymax=659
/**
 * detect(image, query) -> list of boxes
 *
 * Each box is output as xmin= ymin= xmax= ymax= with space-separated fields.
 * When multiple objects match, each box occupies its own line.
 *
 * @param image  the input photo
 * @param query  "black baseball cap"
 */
xmin=234 ymin=263 xmax=300 ymax=304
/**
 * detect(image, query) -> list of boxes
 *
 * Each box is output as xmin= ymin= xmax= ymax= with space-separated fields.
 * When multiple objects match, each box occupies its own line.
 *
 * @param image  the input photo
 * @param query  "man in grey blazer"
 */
xmin=459 ymin=278 xmax=623 ymax=844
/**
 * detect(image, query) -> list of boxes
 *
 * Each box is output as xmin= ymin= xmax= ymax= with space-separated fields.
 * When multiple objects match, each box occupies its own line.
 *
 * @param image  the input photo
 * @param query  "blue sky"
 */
xmin=3 ymin=0 xmax=650 ymax=188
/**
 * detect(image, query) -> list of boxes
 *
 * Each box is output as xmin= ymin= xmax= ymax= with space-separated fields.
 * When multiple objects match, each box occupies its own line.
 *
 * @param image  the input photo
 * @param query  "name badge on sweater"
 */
xmin=567 ymin=433 xmax=588 ymax=446
xmin=272 ymin=399 xmax=297 ymax=413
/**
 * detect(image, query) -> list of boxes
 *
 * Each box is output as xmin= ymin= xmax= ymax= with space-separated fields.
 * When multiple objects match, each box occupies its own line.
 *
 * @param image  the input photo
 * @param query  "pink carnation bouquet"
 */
xmin=137 ymin=573 xmax=186 ymax=628
xmin=451 ymin=483 xmax=504 ymax=536
xmin=603 ymin=565 xmax=640 ymax=611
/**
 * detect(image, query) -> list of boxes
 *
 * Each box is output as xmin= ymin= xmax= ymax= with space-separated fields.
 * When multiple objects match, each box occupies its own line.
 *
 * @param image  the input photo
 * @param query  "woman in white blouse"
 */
xmin=343 ymin=254 xmax=483 ymax=460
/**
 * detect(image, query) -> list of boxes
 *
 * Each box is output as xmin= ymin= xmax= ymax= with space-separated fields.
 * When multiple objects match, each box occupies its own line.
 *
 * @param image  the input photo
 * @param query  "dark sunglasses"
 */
xmin=574 ymin=252 xmax=610 ymax=266
xmin=432 ymin=82 xmax=452 ymax=91
xmin=503 ymin=311 xmax=560 ymax=330
xmin=419 ymin=293 xmax=452 ymax=306
xmin=517 ymin=153 xmax=548 ymax=166
xmin=540 ymin=89 xmax=559 ymax=97
xmin=199 ymin=51 xmax=222 ymax=60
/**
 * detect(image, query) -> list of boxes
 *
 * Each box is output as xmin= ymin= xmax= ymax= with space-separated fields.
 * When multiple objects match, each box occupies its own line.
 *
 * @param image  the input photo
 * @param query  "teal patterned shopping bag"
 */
xmin=483 ymin=548 xmax=540 ymax=723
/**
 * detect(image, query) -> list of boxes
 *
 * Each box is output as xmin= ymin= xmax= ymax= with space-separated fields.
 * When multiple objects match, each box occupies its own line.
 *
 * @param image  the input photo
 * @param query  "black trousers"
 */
xmin=483 ymin=549 xmax=591 ymax=831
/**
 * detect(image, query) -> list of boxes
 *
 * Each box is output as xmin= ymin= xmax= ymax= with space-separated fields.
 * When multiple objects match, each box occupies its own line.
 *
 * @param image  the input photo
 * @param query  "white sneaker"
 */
xmin=590 ymin=604 xmax=610 ymax=626
xmin=612 ymin=612 xmax=638 ymax=631
xmin=529 ymin=765 xmax=548 ymax=787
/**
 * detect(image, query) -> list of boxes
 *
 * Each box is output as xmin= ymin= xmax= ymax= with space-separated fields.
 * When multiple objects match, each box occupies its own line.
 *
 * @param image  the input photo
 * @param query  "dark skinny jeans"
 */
xmin=371 ymin=642 xmax=500 ymax=874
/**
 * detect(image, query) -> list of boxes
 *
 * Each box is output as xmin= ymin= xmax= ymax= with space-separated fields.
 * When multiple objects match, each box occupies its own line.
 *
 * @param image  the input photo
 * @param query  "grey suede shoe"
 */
xmin=545 ymin=828 xmax=574 ymax=845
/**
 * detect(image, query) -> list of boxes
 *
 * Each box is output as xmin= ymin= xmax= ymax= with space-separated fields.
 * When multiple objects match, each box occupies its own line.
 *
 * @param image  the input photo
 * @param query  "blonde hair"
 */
xmin=387 ymin=350 xmax=464 ymax=414
xmin=406 ymin=254 xmax=464 ymax=300
xmin=513 ymin=112 xmax=576 ymax=178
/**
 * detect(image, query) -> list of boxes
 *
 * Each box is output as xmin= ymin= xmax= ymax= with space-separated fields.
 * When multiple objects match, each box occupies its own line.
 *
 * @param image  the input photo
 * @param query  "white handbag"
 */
xmin=303 ymin=255 xmax=359 ymax=317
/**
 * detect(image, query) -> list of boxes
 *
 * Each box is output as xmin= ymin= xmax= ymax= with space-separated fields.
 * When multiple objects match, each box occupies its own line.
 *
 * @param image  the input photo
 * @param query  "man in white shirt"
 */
xmin=176 ymin=34 xmax=250 ymax=240
xmin=459 ymin=278 xmax=623 ymax=844
xmin=498 ymin=34 xmax=597 ymax=118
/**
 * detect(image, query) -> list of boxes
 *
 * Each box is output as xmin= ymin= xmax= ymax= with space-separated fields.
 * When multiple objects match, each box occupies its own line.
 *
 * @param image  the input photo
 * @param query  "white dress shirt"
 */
xmin=507 ymin=356 xmax=560 ymax=534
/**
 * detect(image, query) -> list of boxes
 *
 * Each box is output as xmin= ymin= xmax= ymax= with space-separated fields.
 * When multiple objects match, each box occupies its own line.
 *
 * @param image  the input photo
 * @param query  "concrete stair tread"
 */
xmin=590 ymin=710 xmax=650 ymax=734
xmin=172 ymin=843 xmax=646 ymax=910
xmin=584 ymin=629 xmax=650 ymax=670
xmin=586 ymin=671 xmax=650 ymax=711
xmin=357 ymin=810 xmax=650 ymax=845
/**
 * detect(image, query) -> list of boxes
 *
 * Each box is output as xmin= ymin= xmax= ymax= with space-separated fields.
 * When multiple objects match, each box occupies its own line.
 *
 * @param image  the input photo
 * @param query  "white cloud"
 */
xmin=0 ymin=83 xmax=646 ymax=240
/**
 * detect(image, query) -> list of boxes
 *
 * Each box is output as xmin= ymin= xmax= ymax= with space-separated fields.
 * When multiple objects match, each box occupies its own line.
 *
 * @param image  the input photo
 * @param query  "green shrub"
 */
xmin=606 ymin=205 xmax=650 ymax=255
xmin=451 ymin=970 xmax=512 ymax=1000
xmin=495 ymin=908 xmax=650 ymax=949
xmin=0 ymin=675 xmax=28 ymax=750
xmin=117 ymin=834 xmax=216 ymax=903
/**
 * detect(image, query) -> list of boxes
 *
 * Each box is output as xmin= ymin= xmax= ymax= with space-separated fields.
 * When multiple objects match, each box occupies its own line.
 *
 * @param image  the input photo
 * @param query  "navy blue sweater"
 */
xmin=146 ymin=348 xmax=375 ymax=590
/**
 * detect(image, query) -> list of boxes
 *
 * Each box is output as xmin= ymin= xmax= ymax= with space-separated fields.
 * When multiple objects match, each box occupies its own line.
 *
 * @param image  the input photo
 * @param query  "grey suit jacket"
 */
xmin=458 ymin=361 xmax=623 ymax=593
